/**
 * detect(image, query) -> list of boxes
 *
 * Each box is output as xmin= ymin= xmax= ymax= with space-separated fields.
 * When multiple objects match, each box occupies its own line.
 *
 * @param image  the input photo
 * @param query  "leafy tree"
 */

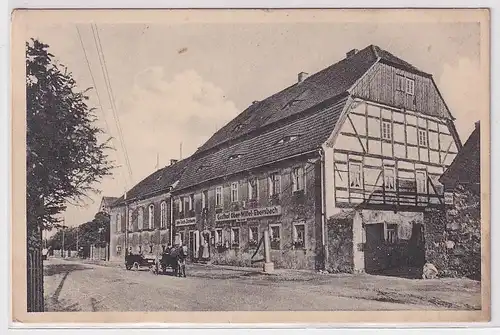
xmin=47 ymin=211 xmax=111 ymax=252
xmin=26 ymin=38 xmax=113 ymax=249
xmin=26 ymin=38 xmax=113 ymax=311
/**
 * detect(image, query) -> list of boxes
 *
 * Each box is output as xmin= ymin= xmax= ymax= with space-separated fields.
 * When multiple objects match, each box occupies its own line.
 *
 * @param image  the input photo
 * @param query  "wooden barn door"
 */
xmin=364 ymin=222 xmax=386 ymax=273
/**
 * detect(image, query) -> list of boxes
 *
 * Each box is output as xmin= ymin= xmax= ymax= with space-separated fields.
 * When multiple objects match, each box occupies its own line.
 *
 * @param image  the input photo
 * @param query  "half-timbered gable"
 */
xmin=329 ymin=99 xmax=460 ymax=211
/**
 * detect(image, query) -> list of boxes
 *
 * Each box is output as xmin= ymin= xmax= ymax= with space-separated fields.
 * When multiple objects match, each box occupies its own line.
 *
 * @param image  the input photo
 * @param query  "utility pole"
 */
xmin=76 ymin=227 xmax=79 ymax=257
xmin=124 ymin=189 xmax=128 ymax=256
xmin=179 ymin=142 xmax=183 ymax=160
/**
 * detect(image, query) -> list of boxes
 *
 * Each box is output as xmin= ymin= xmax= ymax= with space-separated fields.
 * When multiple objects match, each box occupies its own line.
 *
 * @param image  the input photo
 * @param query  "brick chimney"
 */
xmin=475 ymin=121 xmax=480 ymax=129
xmin=298 ymin=72 xmax=309 ymax=83
xmin=346 ymin=49 xmax=359 ymax=58
xmin=170 ymin=159 xmax=178 ymax=166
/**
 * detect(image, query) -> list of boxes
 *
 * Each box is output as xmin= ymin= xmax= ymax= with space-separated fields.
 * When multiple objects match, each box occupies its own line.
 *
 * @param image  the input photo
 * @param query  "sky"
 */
xmin=25 ymin=18 xmax=483 ymax=232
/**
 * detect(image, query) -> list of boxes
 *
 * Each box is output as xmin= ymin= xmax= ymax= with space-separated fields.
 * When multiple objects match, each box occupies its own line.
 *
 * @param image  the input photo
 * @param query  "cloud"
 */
xmin=438 ymin=57 xmax=482 ymax=142
xmin=116 ymin=68 xmax=239 ymax=183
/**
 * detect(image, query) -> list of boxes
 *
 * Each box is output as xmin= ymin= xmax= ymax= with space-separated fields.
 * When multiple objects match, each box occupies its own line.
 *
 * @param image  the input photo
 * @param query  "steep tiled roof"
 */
xmin=176 ymin=97 xmax=348 ymax=191
xmin=195 ymin=44 xmax=431 ymax=156
xmin=439 ymin=122 xmax=480 ymax=190
xmin=112 ymin=158 xmax=191 ymax=206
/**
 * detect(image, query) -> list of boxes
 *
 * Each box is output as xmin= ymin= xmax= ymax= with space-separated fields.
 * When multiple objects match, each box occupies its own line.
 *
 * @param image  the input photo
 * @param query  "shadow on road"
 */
xmin=44 ymin=262 xmax=91 ymax=312
xmin=44 ymin=263 xmax=90 ymax=277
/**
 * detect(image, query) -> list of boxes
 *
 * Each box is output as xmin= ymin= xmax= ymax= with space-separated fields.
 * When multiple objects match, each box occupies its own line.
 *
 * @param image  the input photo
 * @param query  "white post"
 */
xmin=263 ymin=230 xmax=274 ymax=273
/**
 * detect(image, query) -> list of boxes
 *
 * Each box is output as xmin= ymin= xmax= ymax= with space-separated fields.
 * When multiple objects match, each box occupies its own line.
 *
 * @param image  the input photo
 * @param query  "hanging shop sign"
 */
xmin=215 ymin=206 xmax=282 ymax=222
xmin=175 ymin=217 xmax=197 ymax=226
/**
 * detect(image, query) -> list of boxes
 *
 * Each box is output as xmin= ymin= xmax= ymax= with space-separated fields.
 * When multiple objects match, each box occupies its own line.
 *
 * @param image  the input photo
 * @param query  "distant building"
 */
xmin=440 ymin=121 xmax=480 ymax=194
xmin=108 ymin=159 xmax=189 ymax=261
xmin=98 ymin=196 xmax=119 ymax=214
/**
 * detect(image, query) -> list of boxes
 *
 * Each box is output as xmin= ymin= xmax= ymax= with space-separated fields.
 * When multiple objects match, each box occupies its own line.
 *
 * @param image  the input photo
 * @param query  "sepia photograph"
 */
xmin=11 ymin=8 xmax=490 ymax=323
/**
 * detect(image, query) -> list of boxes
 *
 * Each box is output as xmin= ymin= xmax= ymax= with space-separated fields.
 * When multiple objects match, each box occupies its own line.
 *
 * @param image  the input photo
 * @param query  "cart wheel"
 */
xmin=132 ymin=262 xmax=139 ymax=271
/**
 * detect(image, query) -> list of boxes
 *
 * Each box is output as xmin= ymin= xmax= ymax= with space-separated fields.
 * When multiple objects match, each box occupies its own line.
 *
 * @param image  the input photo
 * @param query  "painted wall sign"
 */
xmin=215 ymin=206 xmax=282 ymax=222
xmin=175 ymin=217 xmax=197 ymax=226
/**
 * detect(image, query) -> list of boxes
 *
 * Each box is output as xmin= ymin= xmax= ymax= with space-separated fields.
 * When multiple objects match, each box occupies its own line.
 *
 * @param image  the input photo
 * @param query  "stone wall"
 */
xmin=326 ymin=218 xmax=354 ymax=273
xmin=424 ymin=186 xmax=481 ymax=280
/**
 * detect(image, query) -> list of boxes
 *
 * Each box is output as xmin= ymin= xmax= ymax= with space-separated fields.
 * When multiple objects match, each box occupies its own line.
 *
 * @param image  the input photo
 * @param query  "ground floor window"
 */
xmin=386 ymin=223 xmax=398 ymax=244
xmin=214 ymin=228 xmax=223 ymax=247
xmin=269 ymin=224 xmax=281 ymax=250
xmin=292 ymin=223 xmax=305 ymax=249
xmin=248 ymin=226 xmax=259 ymax=248
xmin=179 ymin=231 xmax=185 ymax=245
xmin=231 ymin=227 xmax=240 ymax=248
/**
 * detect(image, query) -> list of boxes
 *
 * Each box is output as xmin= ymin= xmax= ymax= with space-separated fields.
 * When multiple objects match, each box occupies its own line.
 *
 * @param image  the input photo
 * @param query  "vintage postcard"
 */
xmin=11 ymin=8 xmax=490 ymax=324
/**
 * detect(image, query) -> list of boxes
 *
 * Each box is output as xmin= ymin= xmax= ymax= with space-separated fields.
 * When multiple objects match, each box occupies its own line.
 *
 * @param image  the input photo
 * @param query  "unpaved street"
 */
xmin=43 ymin=258 xmax=481 ymax=312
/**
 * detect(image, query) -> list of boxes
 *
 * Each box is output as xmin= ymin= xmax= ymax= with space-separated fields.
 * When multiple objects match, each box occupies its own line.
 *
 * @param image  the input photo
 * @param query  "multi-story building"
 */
xmin=108 ymin=159 xmax=189 ymax=261
xmin=170 ymin=45 xmax=462 ymax=273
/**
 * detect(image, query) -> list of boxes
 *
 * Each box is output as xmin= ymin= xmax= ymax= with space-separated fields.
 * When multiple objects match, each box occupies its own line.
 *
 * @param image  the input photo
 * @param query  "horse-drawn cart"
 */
xmin=125 ymin=253 xmax=157 ymax=271
xmin=124 ymin=246 xmax=188 ymax=276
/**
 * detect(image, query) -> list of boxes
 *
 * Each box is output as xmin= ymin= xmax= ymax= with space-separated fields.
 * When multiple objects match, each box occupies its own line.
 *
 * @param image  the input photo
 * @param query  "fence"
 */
xmin=27 ymin=245 xmax=44 ymax=312
xmin=89 ymin=244 xmax=109 ymax=261
xmin=51 ymin=249 xmax=77 ymax=258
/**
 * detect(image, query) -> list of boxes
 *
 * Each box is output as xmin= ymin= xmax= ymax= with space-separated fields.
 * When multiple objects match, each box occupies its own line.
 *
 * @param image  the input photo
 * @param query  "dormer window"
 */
xmin=233 ymin=124 xmax=243 ymax=132
xmin=277 ymin=135 xmax=300 ymax=145
xmin=228 ymin=153 xmax=244 ymax=161
xmin=196 ymin=165 xmax=208 ymax=172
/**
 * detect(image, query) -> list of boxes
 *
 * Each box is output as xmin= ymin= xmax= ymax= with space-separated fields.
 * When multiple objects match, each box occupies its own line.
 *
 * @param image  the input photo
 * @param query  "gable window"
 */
xmin=269 ymin=224 xmax=281 ymax=250
xmin=384 ymin=167 xmax=396 ymax=191
xmin=248 ymin=226 xmax=259 ymax=248
xmin=231 ymin=182 xmax=239 ymax=202
xmin=396 ymin=74 xmax=405 ymax=91
xmin=148 ymin=204 xmax=154 ymax=229
xmin=138 ymin=207 xmax=144 ymax=230
xmin=292 ymin=166 xmax=305 ymax=192
xmin=248 ymin=178 xmax=259 ymax=200
xmin=269 ymin=173 xmax=281 ymax=196
xmin=292 ymin=222 xmax=306 ymax=249
xmin=201 ymin=190 xmax=208 ymax=209
xmin=418 ymin=129 xmax=428 ymax=147
xmin=215 ymin=186 xmax=223 ymax=207
xmin=416 ymin=171 xmax=427 ymax=193
xmin=230 ymin=227 xmax=240 ymax=248
xmin=382 ymin=121 xmax=392 ymax=140
xmin=406 ymin=78 xmax=415 ymax=95
xmin=348 ymin=162 xmax=363 ymax=189
xmin=160 ymin=201 xmax=166 ymax=228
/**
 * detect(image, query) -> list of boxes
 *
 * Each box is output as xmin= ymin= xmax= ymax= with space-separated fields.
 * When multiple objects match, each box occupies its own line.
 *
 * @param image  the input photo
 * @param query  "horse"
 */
xmin=160 ymin=245 xmax=188 ymax=277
